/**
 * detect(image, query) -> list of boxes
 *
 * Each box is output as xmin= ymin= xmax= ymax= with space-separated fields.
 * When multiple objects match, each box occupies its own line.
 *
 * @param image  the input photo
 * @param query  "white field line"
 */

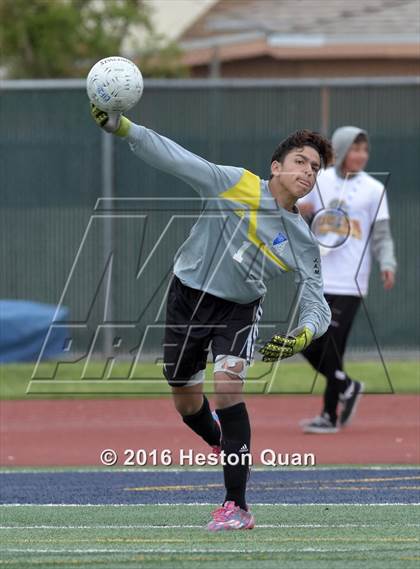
xmin=1 ymin=523 xmax=420 ymax=530
xmin=1 ymin=503 xmax=419 ymax=507
xmin=1 ymin=547 xmax=395 ymax=554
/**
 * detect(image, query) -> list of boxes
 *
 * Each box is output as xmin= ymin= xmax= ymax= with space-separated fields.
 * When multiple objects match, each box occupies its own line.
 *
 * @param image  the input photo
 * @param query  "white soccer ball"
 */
xmin=86 ymin=56 xmax=143 ymax=113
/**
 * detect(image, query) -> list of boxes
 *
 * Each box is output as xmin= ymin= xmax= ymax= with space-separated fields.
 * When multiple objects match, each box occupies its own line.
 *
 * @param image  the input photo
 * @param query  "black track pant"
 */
xmin=302 ymin=294 xmax=361 ymax=424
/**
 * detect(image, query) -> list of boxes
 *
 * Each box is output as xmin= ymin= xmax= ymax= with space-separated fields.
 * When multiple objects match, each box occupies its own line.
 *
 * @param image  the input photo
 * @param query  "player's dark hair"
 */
xmin=353 ymin=132 xmax=368 ymax=144
xmin=270 ymin=129 xmax=333 ymax=171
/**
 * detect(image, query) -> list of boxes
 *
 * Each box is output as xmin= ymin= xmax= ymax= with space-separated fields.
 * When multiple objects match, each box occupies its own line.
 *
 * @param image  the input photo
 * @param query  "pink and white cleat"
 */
xmin=207 ymin=501 xmax=255 ymax=531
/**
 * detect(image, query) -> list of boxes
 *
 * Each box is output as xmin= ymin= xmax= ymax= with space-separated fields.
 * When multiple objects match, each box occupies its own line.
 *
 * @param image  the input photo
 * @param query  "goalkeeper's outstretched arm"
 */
xmin=90 ymin=105 xmax=242 ymax=197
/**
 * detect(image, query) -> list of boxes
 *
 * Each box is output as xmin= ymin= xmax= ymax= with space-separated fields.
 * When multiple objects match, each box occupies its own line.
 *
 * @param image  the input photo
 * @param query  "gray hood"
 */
xmin=332 ymin=126 xmax=368 ymax=176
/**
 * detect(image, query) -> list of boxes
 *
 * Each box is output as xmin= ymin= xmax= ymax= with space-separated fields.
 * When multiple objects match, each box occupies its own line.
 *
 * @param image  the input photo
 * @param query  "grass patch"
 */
xmin=0 ymin=360 xmax=418 ymax=399
xmin=0 ymin=504 xmax=419 ymax=568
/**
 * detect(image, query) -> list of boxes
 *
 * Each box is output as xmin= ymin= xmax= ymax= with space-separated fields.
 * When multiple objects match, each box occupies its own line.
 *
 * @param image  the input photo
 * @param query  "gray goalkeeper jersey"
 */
xmin=126 ymin=124 xmax=331 ymax=338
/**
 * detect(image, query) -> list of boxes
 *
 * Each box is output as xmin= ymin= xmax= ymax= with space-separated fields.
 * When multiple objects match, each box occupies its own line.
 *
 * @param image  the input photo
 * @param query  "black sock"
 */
xmin=182 ymin=395 xmax=221 ymax=447
xmin=216 ymin=402 xmax=251 ymax=511
xmin=338 ymin=374 xmax=352 ymax=394
xmin=323 ymin=373 xmax=352 ymax=424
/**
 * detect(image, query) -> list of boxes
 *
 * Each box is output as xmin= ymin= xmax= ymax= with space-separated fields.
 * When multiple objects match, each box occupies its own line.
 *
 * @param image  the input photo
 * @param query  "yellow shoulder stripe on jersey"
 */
xmin=219 ymin=170 xmax=289 ymax=272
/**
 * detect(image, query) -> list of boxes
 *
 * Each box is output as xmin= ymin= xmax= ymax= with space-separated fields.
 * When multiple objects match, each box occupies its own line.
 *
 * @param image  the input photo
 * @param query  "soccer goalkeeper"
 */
xmin=91 ymin=105 xmax=332 ymax=531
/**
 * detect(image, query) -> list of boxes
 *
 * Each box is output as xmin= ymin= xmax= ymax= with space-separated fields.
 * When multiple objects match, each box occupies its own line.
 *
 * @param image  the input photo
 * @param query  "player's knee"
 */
xmin=214 ymin=392 xmax=244 ymax=410
xmin=214 ymin=356 xmax=247 ymax=408
xmin=173 ymin=395 xmax=202 ymax=416
xmin=214 ymin=355 xmax=248 ymax=381
xmin=167 ymin=367 xmax=206 ymax=416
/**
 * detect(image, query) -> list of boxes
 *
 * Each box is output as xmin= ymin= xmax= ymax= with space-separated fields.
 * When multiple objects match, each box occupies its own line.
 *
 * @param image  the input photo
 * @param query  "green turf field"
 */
xmin=0 ymin=360 xmax=418 ymax=399
xmin=1 ymin=504 xmax=419 ymax=568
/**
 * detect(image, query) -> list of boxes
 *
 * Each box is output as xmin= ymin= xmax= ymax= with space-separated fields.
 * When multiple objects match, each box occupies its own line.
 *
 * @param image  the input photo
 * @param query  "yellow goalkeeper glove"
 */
xmin=90 ymin=104 xmax=131 ymax=137
xmin=259 ymin=326 xmax=313 ymax=361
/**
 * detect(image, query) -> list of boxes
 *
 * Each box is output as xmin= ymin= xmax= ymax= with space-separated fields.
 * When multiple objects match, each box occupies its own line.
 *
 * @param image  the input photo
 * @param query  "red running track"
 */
xmin=1 ymin=395 xmax=419 ymax=466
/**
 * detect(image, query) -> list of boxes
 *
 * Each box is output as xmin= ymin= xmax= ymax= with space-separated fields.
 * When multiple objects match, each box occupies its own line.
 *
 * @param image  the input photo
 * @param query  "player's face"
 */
xmin=342 ymin=141 xmax=369 ymax=174
xmin=271 ymin=147 xmax=321 ymax=199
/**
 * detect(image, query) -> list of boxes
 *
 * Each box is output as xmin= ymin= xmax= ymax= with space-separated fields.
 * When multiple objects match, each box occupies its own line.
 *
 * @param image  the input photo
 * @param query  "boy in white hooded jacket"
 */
xmin=298 ymin=126 xmax=397 ymax=433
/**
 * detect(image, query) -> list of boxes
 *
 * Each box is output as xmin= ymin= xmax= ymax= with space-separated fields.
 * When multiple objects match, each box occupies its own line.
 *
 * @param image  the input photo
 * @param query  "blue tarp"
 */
xmin=0 ymin=300 xmax=69 ymax=363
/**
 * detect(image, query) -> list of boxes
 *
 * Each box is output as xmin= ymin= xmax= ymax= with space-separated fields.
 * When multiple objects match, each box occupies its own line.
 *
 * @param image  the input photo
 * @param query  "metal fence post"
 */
xmin=101 ymin=131 xmax=114 ymax=359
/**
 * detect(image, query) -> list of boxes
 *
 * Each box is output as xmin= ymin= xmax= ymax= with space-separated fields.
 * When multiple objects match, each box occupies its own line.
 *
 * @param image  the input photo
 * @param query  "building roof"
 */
xmin=180 ymin=0 xmax=420 ymax=65
xmin=183 ymin=0 xmax=420 ymax=42
xmin=143 ymin=0 xmax=218 ymax=41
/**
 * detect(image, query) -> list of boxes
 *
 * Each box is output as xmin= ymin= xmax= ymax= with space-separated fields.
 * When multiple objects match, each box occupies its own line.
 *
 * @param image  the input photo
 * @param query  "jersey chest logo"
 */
xmin=272 ymin=232 xmax=288 ymax=255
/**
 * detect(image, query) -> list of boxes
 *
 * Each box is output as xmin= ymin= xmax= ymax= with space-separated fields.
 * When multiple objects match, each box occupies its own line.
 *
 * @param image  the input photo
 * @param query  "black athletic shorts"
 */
xmin=163 ymin=275 xmax=263 ymax=387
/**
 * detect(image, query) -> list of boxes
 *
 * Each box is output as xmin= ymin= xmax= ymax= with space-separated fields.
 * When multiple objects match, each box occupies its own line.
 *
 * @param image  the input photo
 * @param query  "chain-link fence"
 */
xmin=1 ymin=77 xmax=419 ymax=356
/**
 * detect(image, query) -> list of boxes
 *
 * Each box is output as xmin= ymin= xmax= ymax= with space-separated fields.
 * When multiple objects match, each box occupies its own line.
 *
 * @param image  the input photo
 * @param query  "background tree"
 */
xmin=0 ymin=0 xmax=187 ymax=78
